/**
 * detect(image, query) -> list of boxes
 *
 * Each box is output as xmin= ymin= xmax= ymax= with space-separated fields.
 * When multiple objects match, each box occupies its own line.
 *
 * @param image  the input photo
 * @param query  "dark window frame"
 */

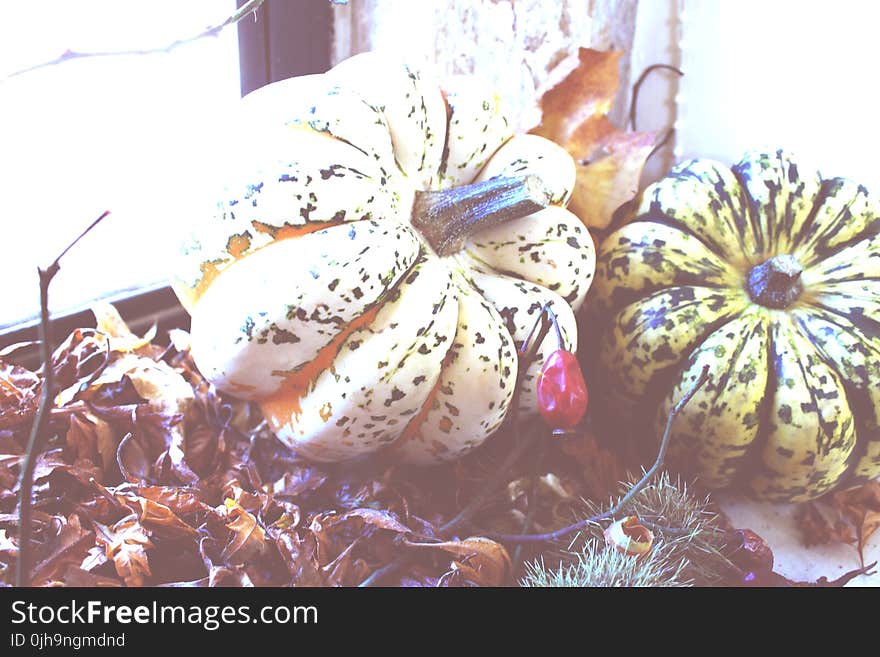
xmin=0 ymin=0 xmax=333 ymax=367
xmin=237 ymin=0 xmax=333 ymax=96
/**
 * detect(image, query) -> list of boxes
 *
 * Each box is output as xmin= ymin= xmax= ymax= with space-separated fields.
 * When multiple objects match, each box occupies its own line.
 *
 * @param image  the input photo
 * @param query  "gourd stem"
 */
xmin=747 ymin=254 xmax=804 ymax=310
xmin=410 ymin=175 xmax=552 ymax=256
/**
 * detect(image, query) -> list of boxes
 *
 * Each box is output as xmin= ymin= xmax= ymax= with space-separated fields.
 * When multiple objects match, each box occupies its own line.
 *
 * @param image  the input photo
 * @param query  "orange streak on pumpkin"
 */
xmin=394 ymin=380 xmax=442 ymax=446
xmin=259 ymin=302 xmax=384 ymax=430
xmin=226 ymin=232 xmax=252 ymax=259
xmin=187 ymin=220 xmax=346 ymax=307
xmin=383 ymin=347 xmax=458 ymax=457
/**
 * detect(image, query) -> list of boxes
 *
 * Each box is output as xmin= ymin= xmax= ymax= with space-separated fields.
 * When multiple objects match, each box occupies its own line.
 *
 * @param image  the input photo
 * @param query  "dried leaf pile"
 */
xmin=1 ymin=304 xmax=874 ymax=587
xmin=0 ymin=304 xmax=634 ymax=587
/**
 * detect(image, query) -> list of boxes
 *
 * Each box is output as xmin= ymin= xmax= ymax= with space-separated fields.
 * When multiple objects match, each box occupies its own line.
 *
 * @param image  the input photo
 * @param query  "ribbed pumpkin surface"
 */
xmin=173 ymin=53 xmax=595 ymax=464
xmin=594 ymin=150 xmax=880 ymax=502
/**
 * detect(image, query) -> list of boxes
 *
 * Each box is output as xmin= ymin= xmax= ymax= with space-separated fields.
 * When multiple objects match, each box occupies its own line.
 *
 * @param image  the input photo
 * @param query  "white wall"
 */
xmin=676 ymin=0 xmax=880 ymax=187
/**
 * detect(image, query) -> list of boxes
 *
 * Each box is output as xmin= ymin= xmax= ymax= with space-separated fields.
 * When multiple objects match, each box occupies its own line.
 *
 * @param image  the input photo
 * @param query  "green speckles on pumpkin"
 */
xmin=593 ymin=221 xmax=741 ymax=314
xmin=777 ymin=404 xmax=792 ymax=424
xmin=655 ymin=311 xmax=769 ymax=489
xmin=749 ymin=318 xmax=856 ymax=501
xmin=436 ymin=83 xmax=513 ymax=190
xmin=597 ymin=150 xmax=880 ymax=501
xmin=602 ymin=285 xmax=747 ymax=399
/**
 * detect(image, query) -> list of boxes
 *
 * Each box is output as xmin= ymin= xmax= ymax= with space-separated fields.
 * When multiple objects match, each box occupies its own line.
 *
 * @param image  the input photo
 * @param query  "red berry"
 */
xmin=536 ymin=349 xmax=588 ymax=431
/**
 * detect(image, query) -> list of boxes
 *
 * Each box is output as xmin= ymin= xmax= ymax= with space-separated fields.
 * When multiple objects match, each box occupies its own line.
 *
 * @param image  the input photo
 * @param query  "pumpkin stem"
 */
xmin=410 ymin=175 xmax=552 ymax=256
xmin=747 ymin=254 xmax=804 ymax=309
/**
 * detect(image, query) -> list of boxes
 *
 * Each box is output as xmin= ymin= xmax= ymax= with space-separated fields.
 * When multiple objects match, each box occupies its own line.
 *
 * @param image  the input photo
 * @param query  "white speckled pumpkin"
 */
xmin=173 ymin=52 xmax=595 ymax=464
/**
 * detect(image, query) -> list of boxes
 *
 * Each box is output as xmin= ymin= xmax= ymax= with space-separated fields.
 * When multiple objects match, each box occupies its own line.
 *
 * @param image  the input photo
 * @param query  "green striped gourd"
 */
xmin=594 ymin=150 xmax=880 ymax=502
xmin=173 ymin=52 xmax=595 ymax=464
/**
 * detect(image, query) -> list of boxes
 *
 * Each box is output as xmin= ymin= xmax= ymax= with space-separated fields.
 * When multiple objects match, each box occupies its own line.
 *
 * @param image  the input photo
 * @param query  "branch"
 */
xmin=628 ymin=63 xmax=684 ymax=132
xmin=487 ymin=365 xmax=711 ymax=544
xmin=5 ymin=0 xmax=266 ymax=80
xmin=15 ymin=210 xmax=110 ymax=588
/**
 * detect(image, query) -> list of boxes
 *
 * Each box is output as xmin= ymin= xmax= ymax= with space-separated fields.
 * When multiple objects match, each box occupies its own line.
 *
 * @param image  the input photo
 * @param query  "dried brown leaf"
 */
xmin=116 ymin=433 xmax=152 ymax=484
xmin=336 ymin=508 xmax=411 ymax=534
xmin=406 ymin=536 xmax=512 ymax=587
xmin=66 ymin=411 xmax=118 ymax=476
xmin=220 ymin=498 xmax=267 ymax=564
xmin=94 ymin=514 xmax=154 ymax=587
xmin=92 ymin=301 xmax=156 ymax=354
xmin=0 ymin=359 xmax=40 ymax=430
xmin=30 ymin=514 xmax=95 ymax=586
xmin=796 ymin=500 xmax=857 ymax=548
xmin=321 ymin=538 xmax=369 ymax=587
xmin=272 ymin=529 xmax=324 ymax=586
xmin=268 ymin=467 xmax=328 ymax=499
xmin=127 ymin=485 xmax=206 ymax=516
xmin=531 ymin=47 xmax=658 ymax=229
xmin=832 ymin=481 xmax=880 ymax=562
xmin=58 ymin=566 xmax=122 ymax=587
xmin=532 ymin=48 xmax=620 ymax=151
xmin=568 ymin=130 xmax=658 ymax=230
xmin=130 ymin=498 xmax=200 ymax=539
xmin=33 ymin=448 xmax=101 ymax=489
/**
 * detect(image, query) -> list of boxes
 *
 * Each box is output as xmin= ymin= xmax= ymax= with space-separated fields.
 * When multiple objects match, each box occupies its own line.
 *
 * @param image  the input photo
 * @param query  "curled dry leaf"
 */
xmin=268 ymin=468 xmax=328 ymax=499
xmin=33 ymin=447 xmax=101 ymax=489
xmin=92 ymin=301 xmax=157 ymax=353
xmin=198 ymin=537 xmax=255 ymax=587
xmin=603 ymin=516 xmax=654 ymax=557
xmin=334 ymin=508 xmax=411 ymax=535
xmin=795 ymin=480 xmax=880 ymax=566
xmin=321 ymin=538 xmax=370 ymax=587
xmin=272 ymin=529 xmax=324 ymax=587
xmin=66 ymin=411 xmax=118 ymax=476
xmin=220 ymin=498 xmax=267 ymax=565
xmin=116 ymin=433 xmax=152 ymax=484
xmin=94 ymin=515 xmax=154 ymax=587
xmin=531 ymin=48 xmax=658 ymax=230
xmin=406 ymin=537 xmax=512 ymax=587
xmin=125 ymin=485 xmax=206 ymax=516
xmin=128 ymin=498 xmax=200 ymax=539
xmin=29 ymin=514 xmax=95 ymax=586
xmin=795 ymin=502 xmax=855 ymax=548
xmin=0 ymin=359 xmax=40 ymax=430
xmin=832 ymin=481 xmax=880 ymax=562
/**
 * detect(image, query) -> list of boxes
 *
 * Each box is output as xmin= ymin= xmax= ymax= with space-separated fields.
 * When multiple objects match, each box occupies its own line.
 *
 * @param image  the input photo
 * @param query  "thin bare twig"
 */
xmin=628 ymin=63 xmax=684 ymax=132
xmin=6 ymin=0 xmax=266 ymax=80
xmin=15 ymin=210 xmax=110 ymax=588
xmin=486 ymin=365 xmax=711 ymax=544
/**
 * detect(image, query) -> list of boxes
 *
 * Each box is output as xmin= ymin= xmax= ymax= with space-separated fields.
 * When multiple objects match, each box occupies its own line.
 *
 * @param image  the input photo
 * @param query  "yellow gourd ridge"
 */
xmin=172 ymin=52 xmax=596 ymax=465
xmin=593 ymin=149 xmax=880 ymax=502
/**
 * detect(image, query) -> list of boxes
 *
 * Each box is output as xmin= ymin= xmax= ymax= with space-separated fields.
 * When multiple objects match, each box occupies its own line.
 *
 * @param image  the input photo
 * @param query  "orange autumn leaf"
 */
xmin=94 ymin=514 xmax=154 ymax=587
xmin=532 ymin=47 xmax=658 ymax=230
xmin=132 ymin=497 xmax=201 ymax=539
xmin=568 ymin=130 xmax=658 ymax=231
